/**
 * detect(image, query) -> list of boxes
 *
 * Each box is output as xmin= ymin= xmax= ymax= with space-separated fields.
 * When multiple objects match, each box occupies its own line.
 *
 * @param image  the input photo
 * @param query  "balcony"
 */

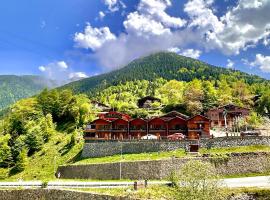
xmin=130 ymin=128 xmax=147 ymax=132
xmin=111 ymin=128 xmax=128 ymax=132
xmin=149 ymin=128 xmax=166 ymax=132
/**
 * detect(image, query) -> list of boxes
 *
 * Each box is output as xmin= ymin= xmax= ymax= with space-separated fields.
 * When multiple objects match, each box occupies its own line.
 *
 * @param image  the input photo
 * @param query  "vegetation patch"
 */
xmin=72 ymin=149 xmax=187 ymax=165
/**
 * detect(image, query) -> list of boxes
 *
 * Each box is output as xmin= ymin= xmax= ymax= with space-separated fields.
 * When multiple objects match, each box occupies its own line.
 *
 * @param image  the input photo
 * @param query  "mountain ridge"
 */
xmin=60 ymin=52 xmax=267 ymax=96
xmin=0 ymin=75 xmax=56 ymax=111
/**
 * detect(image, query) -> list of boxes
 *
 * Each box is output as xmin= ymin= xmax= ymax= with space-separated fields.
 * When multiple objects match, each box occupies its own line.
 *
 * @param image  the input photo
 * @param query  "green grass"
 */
xmin=199 ymin=145 xmax=270 ymax=154
xmin=2 ymin=132 xmax=84 ymax=181
xmin=75 ymin=186 xmax=270 ymax=200
xmin=71 ymin=149 xmax=187 ymax=165
xmin=75 ymin=185 xmax=178 ymax=200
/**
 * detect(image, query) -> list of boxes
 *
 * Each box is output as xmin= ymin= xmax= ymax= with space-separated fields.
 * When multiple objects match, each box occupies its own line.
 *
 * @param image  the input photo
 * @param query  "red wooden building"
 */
xmin=84 ymin=111 xmax=210 ymax=140
xmin=206 ymin=104 xmax=250 ymax=129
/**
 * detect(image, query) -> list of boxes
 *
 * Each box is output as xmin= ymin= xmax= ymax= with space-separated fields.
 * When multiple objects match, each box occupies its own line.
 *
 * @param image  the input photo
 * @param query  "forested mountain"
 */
xmin=61 ymin=52 xmax=267 ymax=95
xmin=0 ymin=75 xmax=55 ymax=111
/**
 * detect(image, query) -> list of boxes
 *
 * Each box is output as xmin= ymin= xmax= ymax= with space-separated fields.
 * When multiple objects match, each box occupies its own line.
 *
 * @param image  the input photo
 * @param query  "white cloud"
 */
xmin=74 ymin=23 xmax=116 ymax=50
xmin=74 ymin=0 xmax=190 ymax=69
xmin=38 ymin=66 xmax=46 ymax=72
xmin=69 ymin=72 xmax=88 ymax=80
xmin=226 ymin=59 xmax=234 ymax=69
xmin=124 ymin=0 xmax=186 ymax=37
xmin=123 ymin=12 xmax=171 ymax=37
xmin=38 ymin=61 xmax=88 ymax=85
xmin=74 ymin=0 xmax=270 ymax=71
xmin=103 ymin=0 xmax=126 ymax=12
xmin=251 ymin=54 xmax=270 ymax=72
xmin=99 ymin=11 xmax=106 ymax=20
xmin=184 ymin=0 xmax=270 ymax=55
xmin=40 ymin=20 xmax=46 ymax=29
xmin=167 ymin=47 xmax=201 ymax=59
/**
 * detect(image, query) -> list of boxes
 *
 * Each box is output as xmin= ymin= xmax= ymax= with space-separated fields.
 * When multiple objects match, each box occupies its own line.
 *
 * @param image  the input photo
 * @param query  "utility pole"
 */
xmin=223 ymin=109 xmax=228 ymax=137
xmin=119 ymin=141 xmax=123 ymax=180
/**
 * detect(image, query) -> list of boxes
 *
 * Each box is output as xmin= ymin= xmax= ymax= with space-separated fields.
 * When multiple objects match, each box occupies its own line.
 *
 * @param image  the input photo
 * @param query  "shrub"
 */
xmin=176 ymin=160 xmax=227 ymax=200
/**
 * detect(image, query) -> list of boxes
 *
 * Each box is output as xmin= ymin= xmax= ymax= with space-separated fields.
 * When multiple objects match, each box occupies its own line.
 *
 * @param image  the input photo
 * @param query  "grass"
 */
xmin=74 ymin=186 xmax=270 ymax=200
xmin=71 ymin=149 xmax=187 ymax=165
xmin=1 ymin=132 xmax=83 ymax=181
xmin=75 ymin=185 xmax=178 ymax=200
xmin=199 ymin=145 xmax=270 ymax=155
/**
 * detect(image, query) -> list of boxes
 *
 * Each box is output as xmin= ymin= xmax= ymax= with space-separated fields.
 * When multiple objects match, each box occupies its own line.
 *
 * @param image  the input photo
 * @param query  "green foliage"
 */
xmin=59 ymin=52 xmax=270 ymax=117
xmin=61 ymin=52 xmax=267 ymax=97
xmin=0 ymin=75 xmax=55 ymax=111
xmin=0 ymin=134 xmax=12 ymax=167
xmin=209 ymin=154 xmax=230 ymax=167
xmin=176 ymin=160 xmax=226 ymax=200
xmin=13 ymin=148 xmax=28 ymax=173
xmin=0 ymin=88 xmax=95 ymax=175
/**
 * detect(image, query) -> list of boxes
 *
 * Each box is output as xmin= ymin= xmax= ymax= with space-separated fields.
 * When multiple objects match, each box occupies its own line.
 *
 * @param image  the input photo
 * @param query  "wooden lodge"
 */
xmin=84 ymin=111 xmax=210 ymax=141
xmin=206 ymin=104 xmax=250 ymax=129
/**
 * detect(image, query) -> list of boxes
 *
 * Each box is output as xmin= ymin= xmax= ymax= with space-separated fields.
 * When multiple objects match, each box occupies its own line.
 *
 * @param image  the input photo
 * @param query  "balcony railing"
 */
xmin=130 ymin=129 xmax=147 ymax=132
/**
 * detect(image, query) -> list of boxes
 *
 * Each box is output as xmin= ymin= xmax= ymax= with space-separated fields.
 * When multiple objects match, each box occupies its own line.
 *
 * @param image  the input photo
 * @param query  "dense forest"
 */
xmin=0 ymin=75 xmax=55 ymax=111
xmin=61 ymin=52 xmax=268 ymax=96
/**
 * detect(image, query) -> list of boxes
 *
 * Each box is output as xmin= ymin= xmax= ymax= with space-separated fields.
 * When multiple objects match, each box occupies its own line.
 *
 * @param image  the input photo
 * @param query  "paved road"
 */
xmin=0 ymin=176 xmax=270 ymax=188
xmin=223 ymin=176 xmax=270 ymax=188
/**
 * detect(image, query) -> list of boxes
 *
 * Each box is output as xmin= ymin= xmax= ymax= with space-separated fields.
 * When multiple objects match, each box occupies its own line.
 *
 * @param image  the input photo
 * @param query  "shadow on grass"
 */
xmin=66 ymin=150 xmax=83 ymax=164
xmin=59 ymin=142 xmax=74 ymax=156
xmin=8 ymin=167 xmax=22 ymax=177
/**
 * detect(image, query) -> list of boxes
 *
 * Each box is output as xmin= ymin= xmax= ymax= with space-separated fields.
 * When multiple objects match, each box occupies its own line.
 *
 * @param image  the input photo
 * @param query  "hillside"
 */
xmin=0 ymin=75 xmax=55 ymax=111
xmin=61 ymin=52 xmax=267 ymax=95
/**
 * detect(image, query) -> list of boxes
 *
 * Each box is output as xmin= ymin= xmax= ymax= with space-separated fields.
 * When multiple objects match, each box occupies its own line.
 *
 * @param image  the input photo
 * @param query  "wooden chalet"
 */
xmin=206 ymin=104 xmax=250 ymax=128
xmin=84 ymin=111 xmax=210 ymax=141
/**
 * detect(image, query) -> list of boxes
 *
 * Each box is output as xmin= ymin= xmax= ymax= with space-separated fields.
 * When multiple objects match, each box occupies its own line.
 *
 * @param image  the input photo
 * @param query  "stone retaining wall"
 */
xmin=0 ymin=189 xmax=127 ymax=200
xmin=58 ymin=152 xmax=270 ymax=180
xmin=82 ymin=137 xmax=270 ymax=158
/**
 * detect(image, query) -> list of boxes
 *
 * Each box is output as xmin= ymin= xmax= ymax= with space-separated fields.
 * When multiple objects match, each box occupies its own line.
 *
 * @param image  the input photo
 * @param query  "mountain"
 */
xmin=61 ymin=52 xmax=267 ymax=96
xmin=0 ymin=75 xmax=55 ymax=111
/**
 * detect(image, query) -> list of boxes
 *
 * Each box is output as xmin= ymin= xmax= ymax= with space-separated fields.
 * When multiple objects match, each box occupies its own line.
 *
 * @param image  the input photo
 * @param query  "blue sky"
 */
xmin=0 ymin=0 xmax=270 ymax=81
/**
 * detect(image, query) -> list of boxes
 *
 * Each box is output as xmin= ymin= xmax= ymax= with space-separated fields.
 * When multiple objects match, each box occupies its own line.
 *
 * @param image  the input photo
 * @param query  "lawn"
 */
xmin=75 ymin=186 xmax=270 ymax=200
xmin=1 ymin=132 xmax=84 ymax=181
xmin=199 ymin=145 xmax=270 ymax=154
xmin=71 ymin=149 xmax=187 ymax=165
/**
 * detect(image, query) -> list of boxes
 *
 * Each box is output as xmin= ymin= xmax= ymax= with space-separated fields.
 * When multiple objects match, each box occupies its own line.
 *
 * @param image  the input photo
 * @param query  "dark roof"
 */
xmin=188 ymin=114 xmax=210 ymax=121
xmin=162 ymin=111 xmax=189 ymax=119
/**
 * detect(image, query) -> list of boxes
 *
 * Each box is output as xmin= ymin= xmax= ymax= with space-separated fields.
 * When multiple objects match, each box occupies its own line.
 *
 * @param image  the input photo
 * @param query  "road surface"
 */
xmin=0 ymin=176 xmax=269 ymax=188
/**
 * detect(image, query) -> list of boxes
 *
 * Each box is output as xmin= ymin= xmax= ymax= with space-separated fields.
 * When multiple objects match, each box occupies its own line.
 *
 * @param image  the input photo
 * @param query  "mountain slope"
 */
xmin=61 ymin=52 xmax=267 ymax=95
xmin=0 ymin=75 xmax=55 ymax=111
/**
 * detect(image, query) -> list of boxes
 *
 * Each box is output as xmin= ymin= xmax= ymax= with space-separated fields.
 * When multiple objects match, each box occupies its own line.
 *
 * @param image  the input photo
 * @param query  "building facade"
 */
xmin=84 ymin=111 xmax=210 ymax=141
xmin=206 ymin=104 xmax=250 ymax=129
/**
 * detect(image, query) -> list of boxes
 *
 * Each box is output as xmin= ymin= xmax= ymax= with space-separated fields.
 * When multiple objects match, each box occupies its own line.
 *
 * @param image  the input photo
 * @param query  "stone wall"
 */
xmin=58 ymin=152 xmax=270 ymax=180
xmin=82 ymin=141 xmax=189 ymax=158
xmin=82 ymin=137 xmax=270 ymax=158
xmin=0 ymin=189 xmax=127 ymax=200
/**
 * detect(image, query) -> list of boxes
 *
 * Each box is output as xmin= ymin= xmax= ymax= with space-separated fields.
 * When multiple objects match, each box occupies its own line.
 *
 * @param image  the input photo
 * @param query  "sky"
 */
xmin=0 ymin=0 xmax=270 ymax=82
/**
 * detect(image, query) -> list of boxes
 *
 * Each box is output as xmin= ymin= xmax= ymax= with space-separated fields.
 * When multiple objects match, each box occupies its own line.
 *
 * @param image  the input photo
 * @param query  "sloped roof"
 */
xmin=162 ymin=111 xmax=189 ymax=119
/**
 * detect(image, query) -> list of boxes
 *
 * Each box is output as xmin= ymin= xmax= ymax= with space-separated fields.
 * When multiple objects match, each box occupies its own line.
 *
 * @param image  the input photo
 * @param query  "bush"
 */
xmin=176 ymin=160 xmax=227 ymax=200
xmin=0 ymin=168 xmax=9 ymax=179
